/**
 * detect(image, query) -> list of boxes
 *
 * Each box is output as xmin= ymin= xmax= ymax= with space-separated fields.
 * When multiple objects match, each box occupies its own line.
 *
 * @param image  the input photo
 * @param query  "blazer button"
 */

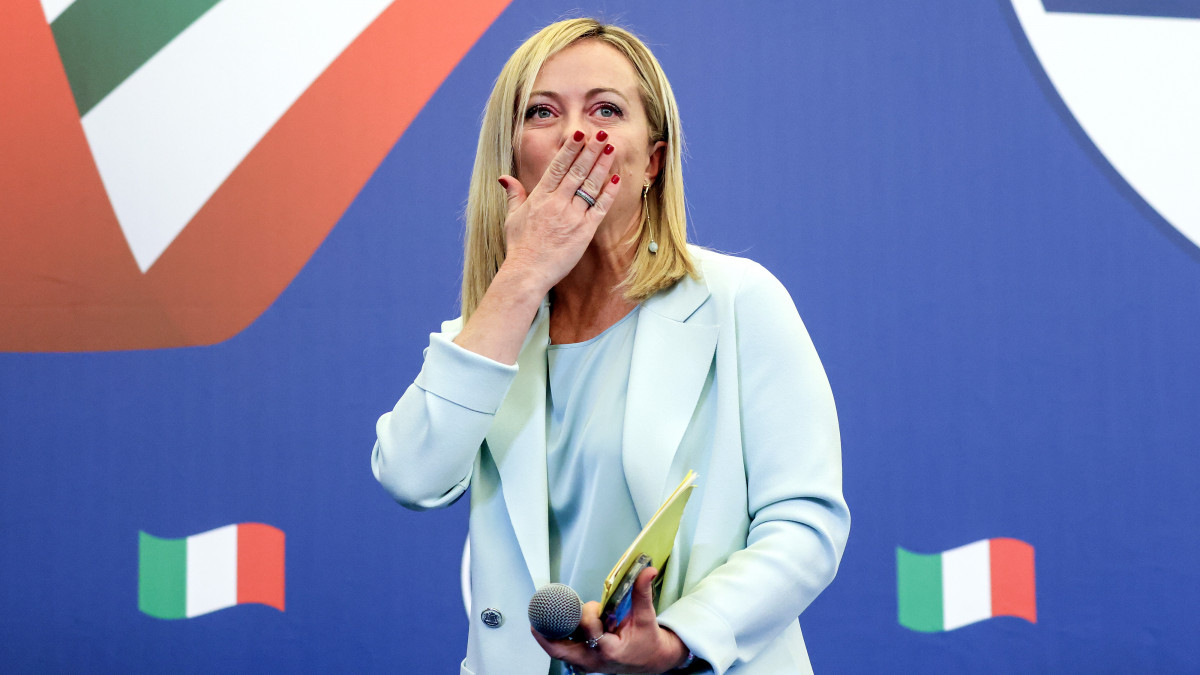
xmin=481 ymin=608 xmax=503 ymax=628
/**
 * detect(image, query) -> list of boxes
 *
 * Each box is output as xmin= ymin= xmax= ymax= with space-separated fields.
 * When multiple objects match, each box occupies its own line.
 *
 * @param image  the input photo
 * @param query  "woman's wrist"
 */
xmin=453 ymin=265 xmax=547 ymax=365
xmin=498 ymin=249 xmax=566 ymax=299
xmin=492 ymin=263 xmax=551 ymax=307
xmin=656 ymin=627 xmax=692 ymax=672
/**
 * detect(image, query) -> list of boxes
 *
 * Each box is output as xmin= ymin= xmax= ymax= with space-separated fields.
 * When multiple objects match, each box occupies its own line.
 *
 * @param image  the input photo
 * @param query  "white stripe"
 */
xmin=40 ymin=0 xmax=76 ymax=23
xmin=186 ymin=524 xmax=238 ymax=617
xmin=1012 ymin=0 xmax=1200 ymax=249
xmin=941 ymin=539 xmax=992 ymax=630
xmin=80 ymin=0 xmax=393 ymax=272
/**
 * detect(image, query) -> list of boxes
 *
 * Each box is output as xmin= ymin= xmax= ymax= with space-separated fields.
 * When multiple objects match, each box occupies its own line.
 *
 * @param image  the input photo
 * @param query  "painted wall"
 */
xmin=2 ymin=1 xmax=1197 ymax=671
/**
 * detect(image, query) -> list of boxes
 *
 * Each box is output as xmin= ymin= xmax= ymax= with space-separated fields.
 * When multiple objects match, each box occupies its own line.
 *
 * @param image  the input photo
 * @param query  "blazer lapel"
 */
xmin=622 ymin=274 xmax=718 ymax=526
xmin=485 ymin=301 xmax=551 ymax=588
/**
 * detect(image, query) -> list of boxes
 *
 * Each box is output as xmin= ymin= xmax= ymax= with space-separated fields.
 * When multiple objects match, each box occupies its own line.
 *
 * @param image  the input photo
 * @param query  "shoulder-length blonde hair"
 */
xmin=460 ymin=18 xmax=696 ymax=320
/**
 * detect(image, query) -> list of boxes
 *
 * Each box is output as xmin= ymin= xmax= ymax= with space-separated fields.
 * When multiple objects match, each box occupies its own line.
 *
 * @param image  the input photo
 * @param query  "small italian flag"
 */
xmin=897 ymin=538 xmax=1036 ymax=632
xmin=138 ymin=523 xmax=285 ymax=619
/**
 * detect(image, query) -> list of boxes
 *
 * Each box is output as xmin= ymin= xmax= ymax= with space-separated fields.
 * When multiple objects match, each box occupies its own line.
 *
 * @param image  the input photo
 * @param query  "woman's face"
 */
xmin=516 ymin=39 xmax=664 ymax=232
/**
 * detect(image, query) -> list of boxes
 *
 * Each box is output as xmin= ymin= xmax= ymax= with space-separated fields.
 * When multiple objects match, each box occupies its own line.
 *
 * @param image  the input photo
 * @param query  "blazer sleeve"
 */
xmin=656 ymin=262 xmax=851 ymax=673
xmin=371 ymin=320 xmax=518 ymax=510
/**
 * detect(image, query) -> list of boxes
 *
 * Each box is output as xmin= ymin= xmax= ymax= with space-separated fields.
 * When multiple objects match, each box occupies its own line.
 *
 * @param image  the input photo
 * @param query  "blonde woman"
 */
xmin=373 ymin=18 xmax=849 ymax=675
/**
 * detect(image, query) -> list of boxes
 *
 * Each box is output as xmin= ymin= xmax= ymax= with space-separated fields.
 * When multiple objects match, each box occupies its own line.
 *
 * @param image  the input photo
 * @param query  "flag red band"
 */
xmin=236 ymin=523 xmax=285 ymax=611
xmin=990 ymin=537 xmax=1037 ymax=623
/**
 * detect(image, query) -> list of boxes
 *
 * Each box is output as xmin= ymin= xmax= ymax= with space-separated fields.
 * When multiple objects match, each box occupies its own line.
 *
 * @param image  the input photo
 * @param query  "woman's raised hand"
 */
xmin=452 ymin=130 xmax=620 ymax=364
xmin=497 ymin=129 xmax=621 ymax=295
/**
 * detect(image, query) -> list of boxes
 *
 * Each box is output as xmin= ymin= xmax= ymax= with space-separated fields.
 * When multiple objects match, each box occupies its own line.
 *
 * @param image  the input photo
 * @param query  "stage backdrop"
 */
xmin=2 ymin=1 xmax=1198 ymax=672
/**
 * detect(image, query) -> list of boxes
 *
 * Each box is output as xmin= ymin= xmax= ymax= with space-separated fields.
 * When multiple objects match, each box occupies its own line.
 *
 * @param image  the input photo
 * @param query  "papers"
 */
xmin=599 ymin=470 xmax=698 ymax=623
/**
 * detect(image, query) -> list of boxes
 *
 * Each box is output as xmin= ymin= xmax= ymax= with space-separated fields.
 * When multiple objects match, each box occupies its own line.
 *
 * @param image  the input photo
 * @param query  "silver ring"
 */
xmin=574 ymin=189 xmax=596 ymax=208
xmin=584 ymin=633 xmax=606 ymax=649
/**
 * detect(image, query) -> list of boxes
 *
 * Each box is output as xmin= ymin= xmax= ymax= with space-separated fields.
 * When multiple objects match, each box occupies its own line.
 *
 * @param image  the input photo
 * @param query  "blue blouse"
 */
xmin=546 ymin=306 xmax=643 ymax=603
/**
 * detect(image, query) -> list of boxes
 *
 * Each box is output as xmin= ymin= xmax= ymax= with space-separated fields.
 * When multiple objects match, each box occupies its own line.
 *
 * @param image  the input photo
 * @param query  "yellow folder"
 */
xmin=599 ymin=470 xmax=698 ymax=612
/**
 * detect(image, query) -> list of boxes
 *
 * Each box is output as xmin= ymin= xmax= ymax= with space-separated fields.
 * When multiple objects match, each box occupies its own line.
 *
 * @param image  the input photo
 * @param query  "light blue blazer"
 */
xmin=373 ymin=249 xmax=850 ymax=674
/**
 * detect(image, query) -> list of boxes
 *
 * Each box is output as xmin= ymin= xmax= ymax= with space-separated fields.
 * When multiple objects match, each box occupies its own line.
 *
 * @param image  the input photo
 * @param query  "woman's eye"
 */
xmin=597 ymin=104 xmax=621 ymax=118
xmin=525 ymin=105 xmax=553 ymax=120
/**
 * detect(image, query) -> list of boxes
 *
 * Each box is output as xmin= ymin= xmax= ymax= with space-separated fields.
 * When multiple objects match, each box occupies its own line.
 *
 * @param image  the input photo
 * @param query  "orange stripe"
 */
xmin=0 ymin=0 xmax=180 ymax=352
xmin=146 ymin=0 xmax=513 ymax=346
xmin=990 ymin=537 xmax=1037 ymax=623
xmin=1 ymin=0 xmax=509 ymax=351
xmin=236 ymin=523 xmax=286 ymax=611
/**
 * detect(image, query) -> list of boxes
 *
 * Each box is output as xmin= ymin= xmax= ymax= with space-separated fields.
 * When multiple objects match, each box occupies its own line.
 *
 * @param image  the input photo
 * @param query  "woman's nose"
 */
xmin=560 ymin=123 xmax=603 ymax=148
xmin=559 ymin=119 xmax=587 ymax=147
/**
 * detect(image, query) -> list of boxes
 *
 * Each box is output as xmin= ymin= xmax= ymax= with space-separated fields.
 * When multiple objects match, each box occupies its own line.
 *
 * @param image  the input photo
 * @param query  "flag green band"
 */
xmin=51 ymin=0 xmax=223 ymax=115
xmin=138 ymin=531 xmax=186 ymax=619
xmin=897 ymin=547 xmax=943 ymax=632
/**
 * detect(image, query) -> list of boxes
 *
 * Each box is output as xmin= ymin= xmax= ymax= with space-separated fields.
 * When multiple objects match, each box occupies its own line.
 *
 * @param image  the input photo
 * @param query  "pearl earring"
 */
xmin=643 ymin=180 xmax=658 ymax=254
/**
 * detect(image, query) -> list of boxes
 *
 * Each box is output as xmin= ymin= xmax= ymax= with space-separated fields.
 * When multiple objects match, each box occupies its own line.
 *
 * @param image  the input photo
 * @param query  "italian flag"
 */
xmin=138 ymin=523 xmax=285 ymax=619
xmin=896 ymin=538 xmax=1036 ymax=632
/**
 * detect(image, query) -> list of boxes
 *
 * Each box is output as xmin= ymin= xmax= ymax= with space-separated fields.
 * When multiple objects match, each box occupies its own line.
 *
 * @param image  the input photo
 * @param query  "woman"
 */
xmin=373 ymin=18 xmax=849 ymax=675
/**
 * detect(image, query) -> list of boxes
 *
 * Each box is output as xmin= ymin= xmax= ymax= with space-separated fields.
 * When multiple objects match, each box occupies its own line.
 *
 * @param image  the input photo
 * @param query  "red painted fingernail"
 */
xmin=497 ymin=177 xmax=509 ymax=189
xmin=603 ymin=144 xmax=614 ymax=155
xmin=611 ymin=174 xmax=620 ymax=184
xmin=573 ymin=130 xmax=585 ymax=142
xmin=596 ymin=130 xmax=608 ymax=142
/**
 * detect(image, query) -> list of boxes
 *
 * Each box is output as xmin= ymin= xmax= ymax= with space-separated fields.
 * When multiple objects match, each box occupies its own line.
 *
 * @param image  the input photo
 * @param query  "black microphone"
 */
xmin=528 ymin=583 xmax=582 ymax=639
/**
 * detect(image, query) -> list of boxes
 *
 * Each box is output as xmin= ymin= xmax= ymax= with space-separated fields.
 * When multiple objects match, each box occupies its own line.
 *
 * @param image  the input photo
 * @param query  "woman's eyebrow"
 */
xmin=585 ymin=87 xmax=628 ymax=102
xmin=529 ymin=87 xmax=630 ymax=102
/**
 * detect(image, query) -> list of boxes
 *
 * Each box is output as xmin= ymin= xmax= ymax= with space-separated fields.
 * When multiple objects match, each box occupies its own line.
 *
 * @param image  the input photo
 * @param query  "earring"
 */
xmin=643 ymin=180 xmax=658 ymax=254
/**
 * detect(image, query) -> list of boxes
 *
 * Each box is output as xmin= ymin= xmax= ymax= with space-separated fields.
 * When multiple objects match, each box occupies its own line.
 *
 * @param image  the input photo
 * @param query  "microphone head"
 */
xmin=527 ymin=583 xmax=582 ymax=640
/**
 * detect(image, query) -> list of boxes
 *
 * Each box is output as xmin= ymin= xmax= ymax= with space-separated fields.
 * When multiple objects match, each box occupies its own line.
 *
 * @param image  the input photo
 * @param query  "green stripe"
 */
xmin=896 ymin=547 xmax=944 ymax=632
xmin=50 ymin=0 xmax=223 ymax=116
xmin=138 ymin=531 xmax=187 ymax=619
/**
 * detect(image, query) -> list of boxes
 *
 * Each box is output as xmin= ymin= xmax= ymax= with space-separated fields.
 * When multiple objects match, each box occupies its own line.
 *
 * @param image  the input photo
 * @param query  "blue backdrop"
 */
xmin=2 ymin=1 xmax=1198 ymax=672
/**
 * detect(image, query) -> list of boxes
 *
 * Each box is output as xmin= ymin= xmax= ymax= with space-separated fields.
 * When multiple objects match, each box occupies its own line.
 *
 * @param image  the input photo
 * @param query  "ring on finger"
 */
xmin=574 ymin=189 xmax=596 ymax=208
xmin=584 ymin=633 xmax=607 ymax=649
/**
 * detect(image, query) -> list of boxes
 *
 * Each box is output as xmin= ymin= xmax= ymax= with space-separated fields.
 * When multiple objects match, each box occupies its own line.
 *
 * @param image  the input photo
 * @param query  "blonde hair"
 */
xmin=460 ymin=18 xmax=696 ymax=320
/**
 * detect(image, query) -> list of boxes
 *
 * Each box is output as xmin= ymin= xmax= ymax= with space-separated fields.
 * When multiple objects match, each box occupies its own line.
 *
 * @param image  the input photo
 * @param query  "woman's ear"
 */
xmin=644 ymin=140 xmax=667 ymax=184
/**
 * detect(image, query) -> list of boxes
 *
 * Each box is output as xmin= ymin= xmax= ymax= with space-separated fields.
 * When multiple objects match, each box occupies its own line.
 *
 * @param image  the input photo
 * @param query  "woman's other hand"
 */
xmin=498 ymin=129 xmax=621 ymax=295
xmin=531 ymin=567 xmax=691 ymax=674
